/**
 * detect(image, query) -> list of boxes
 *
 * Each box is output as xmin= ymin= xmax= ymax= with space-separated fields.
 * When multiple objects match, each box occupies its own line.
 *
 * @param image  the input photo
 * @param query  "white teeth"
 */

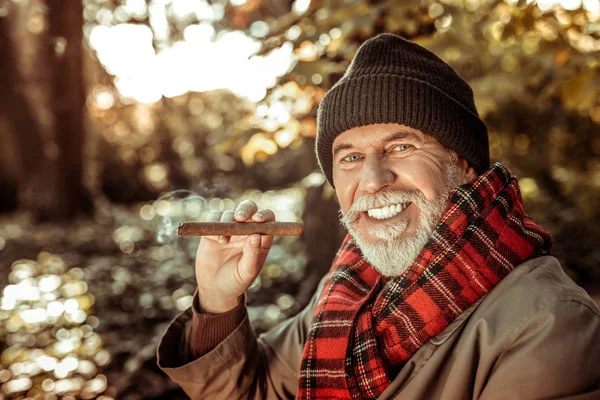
xmin=367 ymin=203 xmax=409 ymax=220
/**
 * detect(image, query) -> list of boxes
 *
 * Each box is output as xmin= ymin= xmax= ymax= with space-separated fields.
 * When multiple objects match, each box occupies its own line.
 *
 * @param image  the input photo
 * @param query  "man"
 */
xmin=157 ymin=34 xmax=600 ymax=399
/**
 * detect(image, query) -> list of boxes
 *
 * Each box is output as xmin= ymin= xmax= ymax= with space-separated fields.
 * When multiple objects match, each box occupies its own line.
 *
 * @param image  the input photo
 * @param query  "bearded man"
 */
xmin=157 ymin=34 xmax=600 ymax=399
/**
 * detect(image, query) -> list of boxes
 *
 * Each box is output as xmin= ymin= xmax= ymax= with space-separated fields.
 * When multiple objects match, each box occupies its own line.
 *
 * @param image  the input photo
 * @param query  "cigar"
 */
xmin=178 ymin=222 xmax=304 ymax=236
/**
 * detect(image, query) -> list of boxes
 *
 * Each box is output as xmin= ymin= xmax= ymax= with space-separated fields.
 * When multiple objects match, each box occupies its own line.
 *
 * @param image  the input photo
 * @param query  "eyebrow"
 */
xmin=332 ymin=130 xmax=423 ymax=158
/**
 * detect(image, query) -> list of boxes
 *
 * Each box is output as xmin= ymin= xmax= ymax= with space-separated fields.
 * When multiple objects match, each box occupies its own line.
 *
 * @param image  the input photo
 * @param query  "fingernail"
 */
xmin=255 ymin=212 xmax=263 ymax=219
xmin=235 ymin=211 xmax=245 ymax=219
xmin=250 ymin=234 xmax=260 ymax=246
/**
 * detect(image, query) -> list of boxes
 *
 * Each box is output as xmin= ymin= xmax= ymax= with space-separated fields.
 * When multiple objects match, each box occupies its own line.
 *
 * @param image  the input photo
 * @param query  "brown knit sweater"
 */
xmin=188 ymin=292 xmax=247 ymax=358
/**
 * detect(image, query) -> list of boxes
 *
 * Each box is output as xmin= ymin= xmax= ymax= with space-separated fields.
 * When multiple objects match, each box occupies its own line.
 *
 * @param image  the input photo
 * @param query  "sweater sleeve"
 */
xmin=157 ymin=277 xmax=328 ymax=400
xmin=188 ymin=292 xmax=247 ymax=359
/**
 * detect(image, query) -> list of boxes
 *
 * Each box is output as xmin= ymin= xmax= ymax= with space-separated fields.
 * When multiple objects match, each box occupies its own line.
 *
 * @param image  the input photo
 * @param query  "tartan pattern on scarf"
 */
xmin=298 ymin=163 xmax=552 ymax=400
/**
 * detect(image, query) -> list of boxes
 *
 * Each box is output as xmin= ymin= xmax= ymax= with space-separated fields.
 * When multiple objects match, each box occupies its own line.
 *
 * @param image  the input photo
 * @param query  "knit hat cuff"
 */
xmin=316 ymin=74 xmax=490 ymax=187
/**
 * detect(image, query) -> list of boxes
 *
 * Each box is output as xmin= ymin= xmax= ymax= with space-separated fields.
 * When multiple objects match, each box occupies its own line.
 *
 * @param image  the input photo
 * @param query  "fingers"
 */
xmin=220 ymin=210 xmax=235 ymax=222
xmin=251 ymin=208 xmax=275 ymax=222
xmin=251 ymin=208 xmax=275 ymax=249
xmin=202 ymin=202 xmax=276 ymax=246
xmin=234 ymin=200 xmax=258 ymax=222
xmin=238 ymin=234 xmax=267 ymax=283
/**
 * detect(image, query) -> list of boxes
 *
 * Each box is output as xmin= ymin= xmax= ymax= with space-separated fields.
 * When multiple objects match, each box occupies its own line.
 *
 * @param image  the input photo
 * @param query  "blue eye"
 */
xmin=343 ymin=154 xmax=361 ymax=163
xmin=393 ymin=144 xmax=412 ymax=152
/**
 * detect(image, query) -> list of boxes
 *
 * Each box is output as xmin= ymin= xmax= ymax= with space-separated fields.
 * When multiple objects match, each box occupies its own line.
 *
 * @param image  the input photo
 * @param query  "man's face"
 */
xmin=333 ymin=123 xmax=476 ymax=277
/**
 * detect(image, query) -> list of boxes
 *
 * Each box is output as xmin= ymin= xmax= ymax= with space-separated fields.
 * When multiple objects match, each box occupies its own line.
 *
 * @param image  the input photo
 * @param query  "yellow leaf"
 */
xmin=560 ymin=72 xmax=597 ymax=111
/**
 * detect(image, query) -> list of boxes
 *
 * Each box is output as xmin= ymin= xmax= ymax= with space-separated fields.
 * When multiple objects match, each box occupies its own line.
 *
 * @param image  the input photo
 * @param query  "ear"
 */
xmin=457 ymin=158 xmax=478 ymax=184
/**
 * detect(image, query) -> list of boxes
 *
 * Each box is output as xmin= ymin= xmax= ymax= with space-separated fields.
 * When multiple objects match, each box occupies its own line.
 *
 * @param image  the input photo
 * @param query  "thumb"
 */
xmin=237 ymin=234 xmax=265 ymax=286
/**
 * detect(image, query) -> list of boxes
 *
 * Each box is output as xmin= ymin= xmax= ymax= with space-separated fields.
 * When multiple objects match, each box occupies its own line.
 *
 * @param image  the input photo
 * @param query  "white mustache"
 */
xmin=341 ymin=190 xmax=427 ymax=224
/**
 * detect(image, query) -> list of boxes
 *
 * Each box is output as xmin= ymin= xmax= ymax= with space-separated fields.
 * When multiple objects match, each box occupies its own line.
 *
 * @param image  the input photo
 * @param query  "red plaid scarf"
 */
xmin=298 ymin=163 xmax=552 ymax=399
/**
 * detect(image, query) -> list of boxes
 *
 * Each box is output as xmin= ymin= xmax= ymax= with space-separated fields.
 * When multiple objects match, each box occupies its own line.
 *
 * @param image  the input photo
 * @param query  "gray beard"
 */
xmin=339 ymin=161 xmax=465 ymax=277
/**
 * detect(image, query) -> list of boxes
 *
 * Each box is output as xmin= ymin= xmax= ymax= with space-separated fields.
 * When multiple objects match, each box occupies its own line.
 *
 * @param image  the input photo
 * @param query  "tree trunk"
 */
xmin=1 ymin=2 xmax=92 ymax=220
xmin=0 ymin=11 xmax=48 ymax=215
xmin=45 ymin=0 xmax=92 ymax=219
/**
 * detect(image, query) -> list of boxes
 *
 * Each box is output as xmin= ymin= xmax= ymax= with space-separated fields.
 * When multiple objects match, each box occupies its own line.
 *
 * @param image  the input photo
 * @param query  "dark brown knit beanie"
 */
xmin=316 ymin=33 xmax=489 ymax=187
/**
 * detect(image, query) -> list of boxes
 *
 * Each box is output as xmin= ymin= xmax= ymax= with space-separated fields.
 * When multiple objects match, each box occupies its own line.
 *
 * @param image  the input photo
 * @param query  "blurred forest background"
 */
xmin=0 ymin=0 xmax=599 ymax=398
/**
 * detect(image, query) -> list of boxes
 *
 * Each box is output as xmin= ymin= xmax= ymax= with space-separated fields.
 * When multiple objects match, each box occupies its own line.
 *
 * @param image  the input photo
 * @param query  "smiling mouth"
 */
xmin=365 ymin=202 xmax=411 ymax=220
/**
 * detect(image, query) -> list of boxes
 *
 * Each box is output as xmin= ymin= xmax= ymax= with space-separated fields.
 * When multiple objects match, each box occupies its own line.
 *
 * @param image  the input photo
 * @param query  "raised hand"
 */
xmin=194 ymin=200 xmax=275 ymax=313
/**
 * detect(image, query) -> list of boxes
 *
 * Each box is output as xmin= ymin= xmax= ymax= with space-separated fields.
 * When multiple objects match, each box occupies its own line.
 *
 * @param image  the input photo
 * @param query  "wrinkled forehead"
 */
xmin=332 ymin=124 xmax=441 ymax=153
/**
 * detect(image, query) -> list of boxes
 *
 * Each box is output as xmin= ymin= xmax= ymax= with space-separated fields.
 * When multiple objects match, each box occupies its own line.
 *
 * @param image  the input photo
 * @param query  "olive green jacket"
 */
xmin=157 ymin=256 xmax=600 ymax=399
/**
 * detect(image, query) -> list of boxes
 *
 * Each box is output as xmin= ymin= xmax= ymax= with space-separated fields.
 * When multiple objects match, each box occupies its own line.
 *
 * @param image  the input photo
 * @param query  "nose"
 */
xmin=358 ymin=154 xmax=395 ymax=193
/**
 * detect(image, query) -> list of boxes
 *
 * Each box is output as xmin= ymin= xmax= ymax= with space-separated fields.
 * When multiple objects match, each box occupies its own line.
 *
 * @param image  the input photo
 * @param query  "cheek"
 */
xmin=333 ymin=170 xmax=357 ymax=212
xmin=395 ymin=162 xmax=447 ymax=201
